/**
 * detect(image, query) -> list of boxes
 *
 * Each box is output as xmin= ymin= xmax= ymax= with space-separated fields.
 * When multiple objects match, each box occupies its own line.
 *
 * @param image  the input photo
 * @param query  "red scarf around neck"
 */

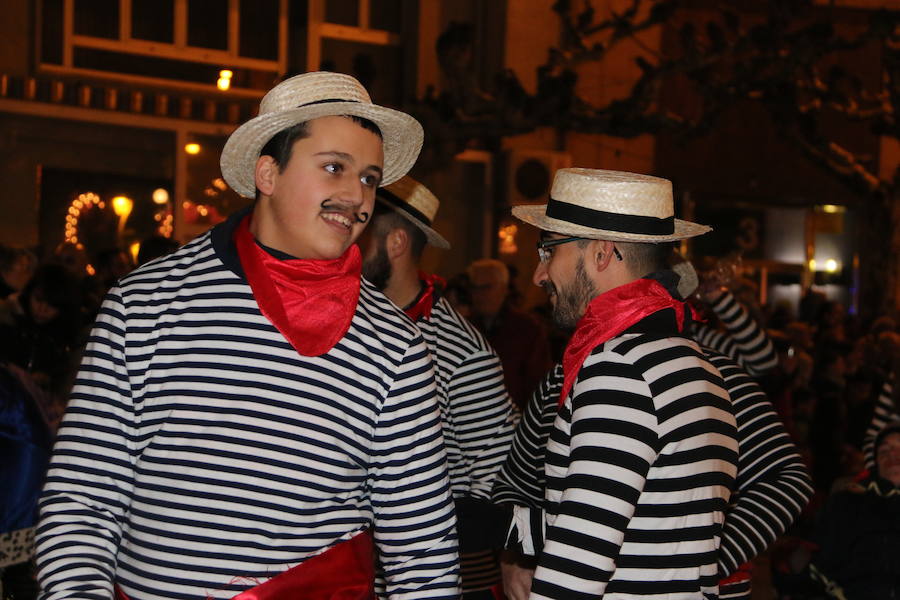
xmin=403 ymin=272 xmax=446 ymax=322
xmin=233 ymin=214 xmax=361 ymax=357
xmin=560 ymin=278 xmax=691 ymax=406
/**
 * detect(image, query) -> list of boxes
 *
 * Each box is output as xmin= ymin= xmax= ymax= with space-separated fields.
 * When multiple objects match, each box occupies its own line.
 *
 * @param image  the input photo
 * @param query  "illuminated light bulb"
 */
xmin=185 ymin=143 xmax=201 ymax=155
xmin=86 ymin=264 xmax=95 ymax=276
xmin=153 ymin=188 xmax=170 ymax=205
xmin=217 ymin=69 xmax=233 ymax=91
xmin=112 ymin=196 xmax=133 ymax=218
xmin=825 ymin=259 xmax=839 ymax=273
xmin=808 ymin=259 xmax=817 ymax=271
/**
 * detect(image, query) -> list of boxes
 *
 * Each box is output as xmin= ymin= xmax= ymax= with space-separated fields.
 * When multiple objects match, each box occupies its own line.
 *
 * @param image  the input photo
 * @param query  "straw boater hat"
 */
xmin=221 ymin=71 xmax=424 ymax=198
xmin=377 ymin=176 xmax=450 ymax=249
xmin=512 ymin=168 xmax=711 ymax=243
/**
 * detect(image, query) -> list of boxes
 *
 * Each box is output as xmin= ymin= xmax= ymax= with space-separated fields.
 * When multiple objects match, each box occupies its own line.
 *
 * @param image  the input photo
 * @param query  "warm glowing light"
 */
xmin=821 ymin=204 xmax=844 ymax=214
xmin=197 ymin=205 xmax=209 ymax=217
xmin=498 ymin=223 xmax=519 ymax=255
xmin=213 ymin=178 xmax=227 ymax=191
xmin=64 ymin=192 xmax=101 ymax=245
xmin=129 ymin=241 xmax=141 ymax=264
xmin=112 ymin=196 xmax=133 ymax=218
xmin=217 ymin=69 xmax=233 ymax=91
xmin=85 ymin=264 xmax=96 ymax=276
xmin=185 ymin=143 xmax=201 ymax=155
xmin=152 ymin=188 xmax=170 ymax=205
xmin=808 ymin=259 xmax=817 ymax=271
xmin=824 ymin=259 xmax=839 ymax=273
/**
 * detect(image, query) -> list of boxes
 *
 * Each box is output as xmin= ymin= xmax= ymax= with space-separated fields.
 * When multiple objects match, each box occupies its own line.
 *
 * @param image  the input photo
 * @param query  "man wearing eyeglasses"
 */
xmin=507 ymin=168 xmax=738 ymax=599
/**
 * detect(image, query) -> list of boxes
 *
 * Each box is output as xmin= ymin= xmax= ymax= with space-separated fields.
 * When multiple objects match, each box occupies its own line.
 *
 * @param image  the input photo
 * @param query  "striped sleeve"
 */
xmin=492 ymin=365 xmax=561 ymax=556
xmin=492 ymin=364 xmax=561 ymax=510
xmin=704 ymin=350 xmax=814 ymax=577
xmin=694 ymin=290 xmax=777 ymax=377
xmin=446 ymin=348 xmax=517 ymax=500
xmin=35 ymin=290 xmax=133 ymax=600
xmin=863 ymin=377 xmax=899 ymax=468
xmin=369 ymin=337 xmax=461 ymax=597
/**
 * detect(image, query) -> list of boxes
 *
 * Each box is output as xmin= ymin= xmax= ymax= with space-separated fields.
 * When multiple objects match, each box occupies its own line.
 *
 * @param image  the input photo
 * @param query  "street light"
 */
xmin=112 ymin=195 xmax=133 ymax=234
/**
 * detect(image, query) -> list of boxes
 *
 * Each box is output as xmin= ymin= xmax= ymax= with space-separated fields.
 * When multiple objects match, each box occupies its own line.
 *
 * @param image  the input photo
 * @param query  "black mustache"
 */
xmin=320 ymin=199 xmax=369 ymax=224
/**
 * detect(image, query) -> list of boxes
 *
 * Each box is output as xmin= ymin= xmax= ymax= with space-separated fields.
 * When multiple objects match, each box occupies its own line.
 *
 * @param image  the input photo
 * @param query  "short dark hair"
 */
xmin=371 ymin=202 xmax=428 ymax=259
xmin=258 ymin=115 xmax=383 ymax=173
xmin=617 ymin=241 xmax=673 ymax=278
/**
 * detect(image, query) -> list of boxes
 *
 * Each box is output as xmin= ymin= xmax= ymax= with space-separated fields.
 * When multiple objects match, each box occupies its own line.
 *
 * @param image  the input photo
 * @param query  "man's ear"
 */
xmin=589 ymin=239 xmax=616 ymax=273
xmin=255 ymin=155 xmax=278 ymax=197
xmin=386 ymin=228 xmax=409 ymax=260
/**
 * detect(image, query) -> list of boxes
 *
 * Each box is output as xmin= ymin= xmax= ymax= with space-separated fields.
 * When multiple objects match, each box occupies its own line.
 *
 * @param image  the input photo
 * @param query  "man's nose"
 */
xmin=532 ymin=260 xmax=548 ymax=287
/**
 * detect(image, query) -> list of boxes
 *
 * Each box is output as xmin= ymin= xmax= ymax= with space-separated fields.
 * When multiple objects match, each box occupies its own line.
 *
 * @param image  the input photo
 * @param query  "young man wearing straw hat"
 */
xmin=35 ymin=72 xmax=460 ymax=599
xmin=508 ymin=168 xmax=739 ymax=598
xmin=359 ymin=176 xmax=518 ymax=598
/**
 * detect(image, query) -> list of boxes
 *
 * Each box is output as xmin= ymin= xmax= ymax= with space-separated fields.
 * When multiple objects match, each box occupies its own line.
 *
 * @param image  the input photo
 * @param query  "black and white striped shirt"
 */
xmin=399 ymin=294 xmax=517 ymax=593
xmin=528 ymin=309 xmax=738 ymax=599
xmin=693 ymin=291 xmax=777 ymax=377
xmin=418 ymin=296 xmax=517 ymax=502
xmin=864 ymin=376 xmax=899 ymax=468
xmin=493 ymin=350 xmax=812 ymax=598
xmin=35 ymin=218 xmax=460 ymax=600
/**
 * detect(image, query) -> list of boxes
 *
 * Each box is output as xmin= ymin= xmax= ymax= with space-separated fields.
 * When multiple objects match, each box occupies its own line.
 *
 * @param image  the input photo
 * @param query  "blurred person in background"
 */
xmin=0 ymin=245 xmax=37 ymax=301
xmin=466 ymin=258 xmax=552 ymax=410
xmin=806 ymin=423 xmax=900 ymax=599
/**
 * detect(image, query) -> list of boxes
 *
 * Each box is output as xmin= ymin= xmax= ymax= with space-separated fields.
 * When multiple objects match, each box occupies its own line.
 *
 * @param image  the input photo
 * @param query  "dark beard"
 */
xmin=362 ymin=240 xmax=392 ymax=291
xmin=552 ymin=256 xmax=597 ymax=331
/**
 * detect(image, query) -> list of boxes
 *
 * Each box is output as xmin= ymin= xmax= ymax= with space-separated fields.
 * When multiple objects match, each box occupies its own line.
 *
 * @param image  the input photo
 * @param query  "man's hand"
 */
xmin=500 ymin=550 xmax=536 ymax=600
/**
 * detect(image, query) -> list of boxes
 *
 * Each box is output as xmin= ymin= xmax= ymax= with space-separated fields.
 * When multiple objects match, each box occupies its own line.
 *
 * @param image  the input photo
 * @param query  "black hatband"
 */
xmin=546 ymin=197 xmax=674 ymax=235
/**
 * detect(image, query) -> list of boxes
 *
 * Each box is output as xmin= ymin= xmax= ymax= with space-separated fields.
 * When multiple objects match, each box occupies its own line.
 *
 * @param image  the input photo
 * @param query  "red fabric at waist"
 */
xmin=719 ymin=561 xmax=753 ymax=585
xmin=115 ymin=529 xmax=375 ymax=600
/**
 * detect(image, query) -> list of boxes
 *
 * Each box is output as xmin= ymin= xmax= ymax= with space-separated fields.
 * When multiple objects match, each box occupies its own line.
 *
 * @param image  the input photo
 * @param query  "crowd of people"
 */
xmin=1 ymin=71 xmax=898 ymax=600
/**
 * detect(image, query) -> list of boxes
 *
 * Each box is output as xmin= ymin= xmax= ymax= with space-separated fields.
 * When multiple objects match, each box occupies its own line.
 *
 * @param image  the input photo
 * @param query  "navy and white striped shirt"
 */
xmin=35 ymin=216 xmax=460 ymax=600
xmin=529 ymin=309 xmax=738 ymax=599
xmin=390 ymin=293 xmax=517 ymax=593
xmin=419 ymin=296 xmax=517 ymax=502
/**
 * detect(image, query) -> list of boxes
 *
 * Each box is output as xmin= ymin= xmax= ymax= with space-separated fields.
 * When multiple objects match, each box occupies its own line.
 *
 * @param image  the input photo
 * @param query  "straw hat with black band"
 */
xmin=221 ymin=71 xmax=424 ymax=198
xmin=377 ymin=176 xmax=450 ymax=250
xmin=512 ymin=168 xmax=711 ymax=243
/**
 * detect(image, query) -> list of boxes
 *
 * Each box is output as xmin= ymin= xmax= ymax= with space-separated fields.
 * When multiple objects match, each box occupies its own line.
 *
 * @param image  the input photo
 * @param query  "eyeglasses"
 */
xmin=536 ymin=237 xmax=623 ymax=263
xmin=536 ymin=237 xmax=583 ymax=263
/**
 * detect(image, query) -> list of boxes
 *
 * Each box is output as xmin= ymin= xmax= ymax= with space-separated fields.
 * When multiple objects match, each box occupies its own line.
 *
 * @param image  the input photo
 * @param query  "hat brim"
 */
xmin=378 ymin=199 xmax=451 ymax=250
xmin=221 ymin=101 xmax=423 ymax=198
xmin=511 ymin=204 xmax=711 ymax=242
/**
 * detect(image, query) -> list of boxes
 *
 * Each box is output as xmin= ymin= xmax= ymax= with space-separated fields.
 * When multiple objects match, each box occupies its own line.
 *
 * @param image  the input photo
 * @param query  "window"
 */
xmin=38 ymin=0 xmax=287 ymax=92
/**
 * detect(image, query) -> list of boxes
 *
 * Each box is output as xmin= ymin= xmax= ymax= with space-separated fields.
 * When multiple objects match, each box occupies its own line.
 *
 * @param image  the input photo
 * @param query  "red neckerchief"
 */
xmin=403 ymin=271 xmax=446 ymax=322
xmin=233 ymin=214 xmax=361 ymax=357
xmin=559 ymin=278 xmax=691 ymax=406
